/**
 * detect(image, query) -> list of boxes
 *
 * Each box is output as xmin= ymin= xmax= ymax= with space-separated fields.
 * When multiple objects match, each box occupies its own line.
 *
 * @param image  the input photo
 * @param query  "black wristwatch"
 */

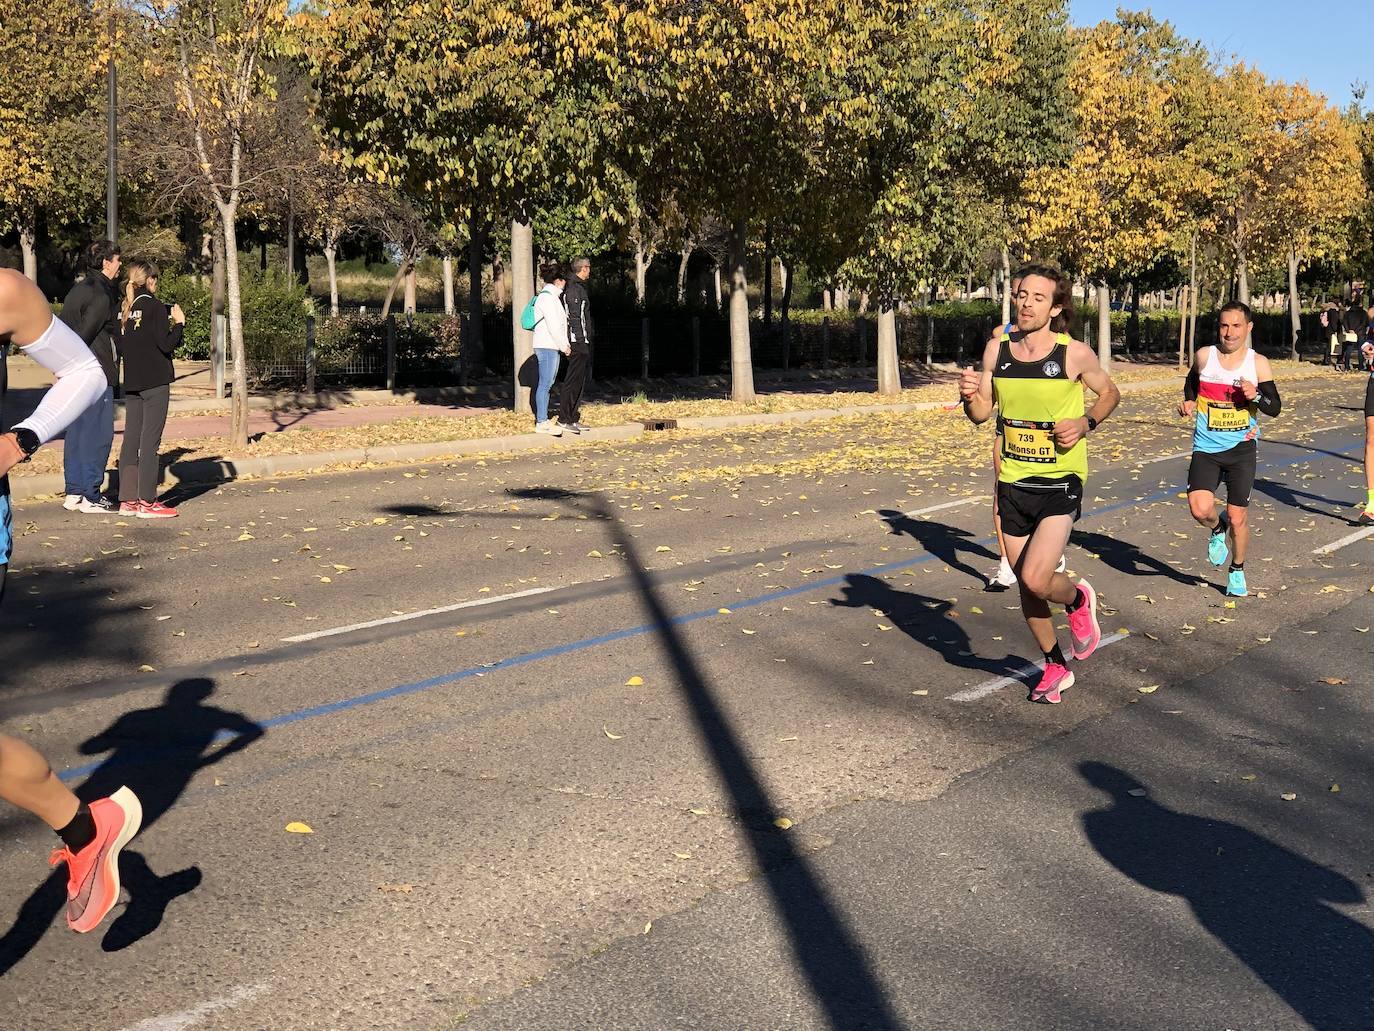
xmin=7 ymin=427 xmax=39 ymax=462
xmin=1085 ymin=416 xmax=1098 ymax=433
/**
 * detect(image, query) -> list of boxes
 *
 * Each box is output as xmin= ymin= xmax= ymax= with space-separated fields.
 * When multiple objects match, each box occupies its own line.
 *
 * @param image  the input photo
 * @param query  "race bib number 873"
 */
xmin=1202 ymin=399 xmax=1251 ymax=432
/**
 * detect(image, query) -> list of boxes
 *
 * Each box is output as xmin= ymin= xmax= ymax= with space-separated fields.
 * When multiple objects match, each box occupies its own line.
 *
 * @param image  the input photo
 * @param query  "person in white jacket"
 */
xmin=531 ymin=264 xmax=571 ymax=435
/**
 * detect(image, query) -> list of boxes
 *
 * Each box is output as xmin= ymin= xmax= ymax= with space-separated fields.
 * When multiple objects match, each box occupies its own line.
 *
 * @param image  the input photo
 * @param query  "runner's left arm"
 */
xmin=1055 ymin=340 xmax=1121 ymax=447
xmin=1247 ymin=354 xmax=1281 ymax=417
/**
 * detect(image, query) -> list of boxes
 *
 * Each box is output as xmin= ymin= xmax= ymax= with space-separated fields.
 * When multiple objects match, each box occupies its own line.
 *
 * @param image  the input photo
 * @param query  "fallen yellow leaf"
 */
xmin=773 ymin=817 xmax=794 ymax=830
xmin=285 ymin=822 xmax=314 ymax=834
xmin=1280 ymin=792 xmax=1297 ymax=801
xmin=602 ymin=726 xmax=623 ymax=740
xmin=1138 ymin=685 xmax=1159 ymax=694
xmin=625 ymin=675 xmax=644 ymax=686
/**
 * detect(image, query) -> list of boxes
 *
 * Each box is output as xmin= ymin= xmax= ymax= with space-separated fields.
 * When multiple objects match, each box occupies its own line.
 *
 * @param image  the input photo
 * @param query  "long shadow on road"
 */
xmin=878 ymin=509 xmax=996 ymax=585
xmin=509 ymin=487 xmax=904 ymax=1031
xmin=1080 ymin=761 xmax=1374 ymax=1030
xmin=0 ymin=678 xmax=264 ymax=973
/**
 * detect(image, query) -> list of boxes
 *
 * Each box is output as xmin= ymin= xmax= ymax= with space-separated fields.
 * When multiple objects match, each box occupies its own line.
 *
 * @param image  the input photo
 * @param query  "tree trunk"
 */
xmin=634 ymin=231 xmax=650 ymax=307
xmin=493 ymin=256 xmax=506 ymax=310
xmin=404 ymin=258 xmax=417 ymax=315
xmin=285 ymin=190 xmax=296 ymax=281
xmin=379 ymin=253 xmax=409 ymax=321
xmin=442 ymin=254 xmax=455 ymax=315
xmin=779 ymin=257 xmax=793 ymax=368
xmin=822 ymin=287 xmax=832 ymax=312
xmin=762 ymin=230 xmax=773 ymax=328
xmin=1236 ymin=248 xmax=1250 ymax=305
xmin=876 ymin=301 xmax=901 ymax=396
xmin=1096 ymin=282 xmax=1111 ymax=369
xmin=259 ymin=237 xmax=267 ymax=271
xmin=467 ymin=224 xmax=485 ymax=372
xmin=324 ymin=239 xmax=339 ymax=317
xmin=18 ymin=221 xmax=37 ymax=281
xmin=858 ymin=291 xmax=870 ymax=315
xmin=1287 ymin=247 xmax=1301 ymax=362
xmin=511 ymin=216 xmax=534 ymax=415
xmin=676 ymin=240 xmax=692 ymax=305
xmin=219 ymin=202 xmax=249 ymax=447
xmin=1000 ymin=246 xmax=1012 ymax=325
xmin=712 ymin=264 xmax=721 ymax=310
xmin=727 ymin=217 xmax=755 ymax=402
xmin=1188 ymin=230 xmax=1198 ymax=366
xmin=1127 ymin=281 xmax=1140 ymax=353
xmin=1176 ymin=285 xmax=1189 ymax=370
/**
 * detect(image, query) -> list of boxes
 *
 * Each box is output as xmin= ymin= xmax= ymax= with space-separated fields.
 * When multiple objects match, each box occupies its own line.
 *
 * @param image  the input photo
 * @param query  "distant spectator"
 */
xmin=560 ymin=256 xmax=595 ymax=434
xmin=57 ymin=240 xmax=121 ymax=513
xmin=531 ymin=263 xmax=570 ymax=436
xmin=1340 ymin=301 xmax=1365 ymax=371
xmin=117 ymin=260 xmax=183 ymax=518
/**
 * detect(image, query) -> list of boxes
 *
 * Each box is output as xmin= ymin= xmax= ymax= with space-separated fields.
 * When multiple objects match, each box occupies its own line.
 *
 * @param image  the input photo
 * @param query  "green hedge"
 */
xmin=158 ymin=268 xmax=313 ymax=361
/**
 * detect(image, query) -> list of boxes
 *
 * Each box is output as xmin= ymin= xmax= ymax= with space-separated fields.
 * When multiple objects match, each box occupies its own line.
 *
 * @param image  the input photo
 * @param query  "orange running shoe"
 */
xmin=49 ymin=786 xmax=142 ymax=933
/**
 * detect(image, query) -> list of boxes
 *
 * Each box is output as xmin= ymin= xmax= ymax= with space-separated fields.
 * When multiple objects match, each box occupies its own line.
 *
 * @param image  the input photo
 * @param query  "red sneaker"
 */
xmin=1030 ymin=661 xmax=1074 ymax=704
xmin=49 ymin=786 xmax=143 ymax=933
xmin=118 ymin=501 xmax=144 ymax=517
xmin=137 ymin=500 xmax=178 ymax=519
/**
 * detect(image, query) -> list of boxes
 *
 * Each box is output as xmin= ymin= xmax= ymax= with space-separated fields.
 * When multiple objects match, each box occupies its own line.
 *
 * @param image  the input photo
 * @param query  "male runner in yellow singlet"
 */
xmin=958 ymin=264 xmax=1121 ymax=703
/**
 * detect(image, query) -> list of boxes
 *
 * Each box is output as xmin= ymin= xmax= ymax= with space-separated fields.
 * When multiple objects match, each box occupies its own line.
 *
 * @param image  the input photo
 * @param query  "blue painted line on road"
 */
xmin=56 ymin=428 xmax=1362 ymax=783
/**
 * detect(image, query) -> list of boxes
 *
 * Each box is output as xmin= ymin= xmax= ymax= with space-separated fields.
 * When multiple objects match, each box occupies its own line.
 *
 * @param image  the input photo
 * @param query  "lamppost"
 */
xmin=106 ymin=10 xmax=117 ymax=243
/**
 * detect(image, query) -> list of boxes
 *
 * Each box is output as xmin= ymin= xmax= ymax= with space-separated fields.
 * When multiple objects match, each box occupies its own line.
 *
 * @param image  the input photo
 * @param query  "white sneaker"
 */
xmin=1056 ymin=555 xmax=1067 ymax=574
xmin=534 ymin=421 xmax=563 ymax=437
xmin=63 ymin=494 xmax=84 ymax=511
xmin=76 ymin=496 xmax=116 ymax=514
xmin=985 ymin=555 xmax=1018 ymax=592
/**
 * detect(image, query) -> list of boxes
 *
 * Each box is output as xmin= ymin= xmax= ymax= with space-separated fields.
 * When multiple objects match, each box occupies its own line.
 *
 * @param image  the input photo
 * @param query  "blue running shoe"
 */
xmin=1226 ymin=568 xmax=1247 ymax=597
xmin=1208 ymin=530 xmax=1229 ymax=568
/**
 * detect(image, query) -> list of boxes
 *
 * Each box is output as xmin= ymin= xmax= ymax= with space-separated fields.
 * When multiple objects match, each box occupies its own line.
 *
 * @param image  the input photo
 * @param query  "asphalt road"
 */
xmin=0 ymin=376 xmax=1370 ymax=1031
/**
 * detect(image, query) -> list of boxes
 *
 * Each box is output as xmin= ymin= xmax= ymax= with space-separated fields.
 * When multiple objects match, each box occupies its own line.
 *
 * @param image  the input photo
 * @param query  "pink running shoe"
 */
xmin=49 ymin=786 xmax=143 ymax=933
xmin=1067 ymin=579 xmax=1101 ymax=660
xmin=1030 ymin=661 xmax=1074 ymax=704
xmin=137 ymin=500 xmax=178 ymax=519
xmin=118 ymin=501 xmax=144 ymax=517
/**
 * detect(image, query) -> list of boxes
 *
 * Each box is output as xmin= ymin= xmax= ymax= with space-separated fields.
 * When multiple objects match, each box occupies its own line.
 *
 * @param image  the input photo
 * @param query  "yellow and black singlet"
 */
xmin=992 ymin=330 xmax=1087 ymax=485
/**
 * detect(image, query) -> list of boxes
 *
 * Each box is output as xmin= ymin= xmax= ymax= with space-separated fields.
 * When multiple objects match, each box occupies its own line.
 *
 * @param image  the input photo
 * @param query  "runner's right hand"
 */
xmin=1178 ymin=399 xmax=1196 ymax=418
xmin=957 ymin=366 xmax=981 ymax=401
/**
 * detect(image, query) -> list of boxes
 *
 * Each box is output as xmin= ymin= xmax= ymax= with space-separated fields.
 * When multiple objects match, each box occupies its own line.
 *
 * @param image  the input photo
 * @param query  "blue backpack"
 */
xmin=520 ymin=295 xmax=541 ymax=331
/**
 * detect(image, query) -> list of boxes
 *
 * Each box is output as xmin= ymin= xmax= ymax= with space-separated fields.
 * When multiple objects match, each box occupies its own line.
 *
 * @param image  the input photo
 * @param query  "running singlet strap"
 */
xmin=1193 ymin=346 xmax=1259 ymax=455
xmin=991 ymin=330 xmax=1087 ymax=485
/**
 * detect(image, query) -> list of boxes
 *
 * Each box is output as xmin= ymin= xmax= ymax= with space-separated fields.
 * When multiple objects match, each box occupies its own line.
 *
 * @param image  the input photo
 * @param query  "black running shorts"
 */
xmin=996 ymin=475 xmax=1083 ymax=537
xmin=1364 ymin=376 xmax=1374 ymax=418
xmin=1187 ymin=440 xmax=1257 ymax=508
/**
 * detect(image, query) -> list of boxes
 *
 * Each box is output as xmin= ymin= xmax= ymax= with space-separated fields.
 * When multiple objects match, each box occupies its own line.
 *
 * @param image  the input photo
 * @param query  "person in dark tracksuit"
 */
xmin=560 ymin=256 xmax=594 ymax=433
xmin=117 ymin=260 xmax=183 ymax=518
xmin=58 ymin=240 xmax=121 ymax=512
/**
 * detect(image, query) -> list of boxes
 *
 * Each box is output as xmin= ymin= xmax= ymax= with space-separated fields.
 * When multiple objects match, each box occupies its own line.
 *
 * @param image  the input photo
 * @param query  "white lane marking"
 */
xmin=282 ymin=586 xmax=559 ymax=643
xmin=1313 ymin=525 xmax=1374 ymax=555
xmin=121 ymin=984 xmax=267 ymax=1031
xmin=901 ymin=496 xmax=988 ymax=518
xmin=947 ymin=632 xmax=1129 ymax=702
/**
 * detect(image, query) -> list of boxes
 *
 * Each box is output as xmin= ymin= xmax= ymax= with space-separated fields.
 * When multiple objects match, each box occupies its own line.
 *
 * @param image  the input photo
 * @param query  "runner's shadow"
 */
xmin=1080 ymin=762 xmax=1374 ymax=1029
xmin=832 ymin=574 xmax=1034 ymax=681
xmin=877 ymin=509 xmax=997 ymax=585
xmin=1070 ymin=530 xmax=1208 ymax=588
xmin=509 ymin=488 xmax=904 ymax=1030
xmin=0 ymin=679 xmax=264 ymax=973
xmin=1251 ymin=478 xmax=1359 ymax=524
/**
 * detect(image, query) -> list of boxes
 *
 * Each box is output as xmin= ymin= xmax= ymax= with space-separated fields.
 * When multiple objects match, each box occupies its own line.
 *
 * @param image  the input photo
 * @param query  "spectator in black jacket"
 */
xmin=57 ymin=240 xmax=121 ymax=513
xmin=117 ymin=260 xmax=183 ymax=518
xmin=1340 ymin=300 xmax=1366 ymax=371
xmin=560 ymin=256 xmax=595 ymax=433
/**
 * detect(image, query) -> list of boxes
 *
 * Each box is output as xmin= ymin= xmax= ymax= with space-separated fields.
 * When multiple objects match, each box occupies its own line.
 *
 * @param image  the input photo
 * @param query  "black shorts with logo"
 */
xmin=1187 ymin=440 xmax=1257 ymax=508
xmin=996 ymin=475 xmax=1083 ymax=537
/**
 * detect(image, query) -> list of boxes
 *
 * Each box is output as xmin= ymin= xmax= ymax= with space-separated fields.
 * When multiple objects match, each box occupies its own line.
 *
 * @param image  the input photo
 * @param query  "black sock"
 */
xmin=1066 ymin=585 xmax=1084 ymax=613
xmin=1230 ymin=562 xmax=1244 ymax=572
xmin=1211 ymin=514 xmax=1228 ymax=536
xmin=57 ymin=806 xmax=97 ymax=852
xmin=1043 ymin=643 xmax=1067 ymax=666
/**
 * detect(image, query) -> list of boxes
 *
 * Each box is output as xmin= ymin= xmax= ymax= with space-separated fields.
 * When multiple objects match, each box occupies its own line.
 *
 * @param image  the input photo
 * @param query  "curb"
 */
xmin=4 ymin=371 xmax=1329 ymax=502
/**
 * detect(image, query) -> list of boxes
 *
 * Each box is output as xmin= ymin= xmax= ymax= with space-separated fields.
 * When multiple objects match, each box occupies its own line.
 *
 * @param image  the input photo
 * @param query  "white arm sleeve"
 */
xmin=12 ymin=317 xmax=109 ymax=444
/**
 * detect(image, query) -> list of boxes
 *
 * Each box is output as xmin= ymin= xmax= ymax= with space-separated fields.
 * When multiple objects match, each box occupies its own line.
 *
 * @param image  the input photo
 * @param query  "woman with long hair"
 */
xmin=117 ymin=260 xmax=184 ymax=517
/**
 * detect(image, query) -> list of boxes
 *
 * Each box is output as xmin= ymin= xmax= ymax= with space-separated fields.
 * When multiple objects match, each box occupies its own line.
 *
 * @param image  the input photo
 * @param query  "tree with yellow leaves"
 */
xmin=0 ymin=0 xmax=104 ymax=280
xmin=1023 ymin=13 xmax=1207 ymax=367
xmin=133 ymin=0 xmax=290 ymax=446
